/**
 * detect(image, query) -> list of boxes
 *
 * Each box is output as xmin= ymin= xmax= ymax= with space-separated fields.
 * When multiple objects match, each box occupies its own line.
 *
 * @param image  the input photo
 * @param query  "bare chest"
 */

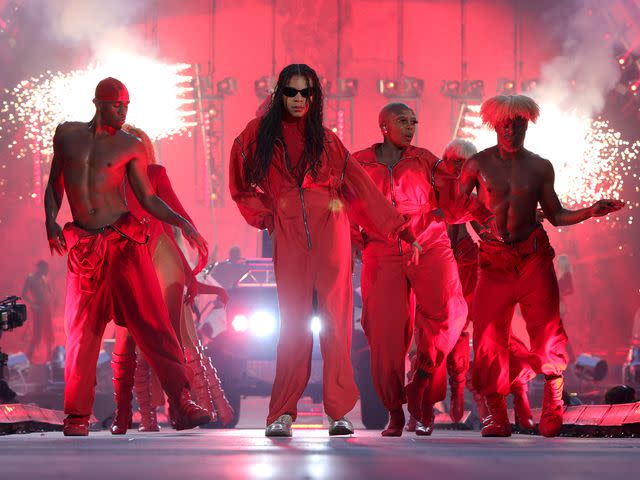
xmin=478 ymin=159 xmax=541 ymax=202
xmin=61 ymin=135 xmax=131 ymax=190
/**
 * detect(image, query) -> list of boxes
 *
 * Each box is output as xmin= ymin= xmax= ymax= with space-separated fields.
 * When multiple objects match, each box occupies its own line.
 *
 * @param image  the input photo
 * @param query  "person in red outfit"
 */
xmin=108 ymin=125 xmax=234 ymax=434
xmin=460 ymin=95 xmax=624 ymax=437
xmin=44 ymin=77 xmax=211 ymax=436
xmin=441 ymin=139 xmax=535 ymax=431
xmin=351 ymin=103 xmax=494 ymax=437
xmin=230 ymin=64 xmax=416 ymax=437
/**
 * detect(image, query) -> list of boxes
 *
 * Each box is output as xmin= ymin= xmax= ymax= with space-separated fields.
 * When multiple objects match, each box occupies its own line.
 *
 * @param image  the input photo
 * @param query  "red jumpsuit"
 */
xmin=62 ymin=214 xmax=190 ymax=417
xmin=351 ymin=145 xmax=493 ymax=413
xmin=472 ymin=225 xmax=569 ymax=396
xmin=230 ymin=118 xmax=412 ymax=425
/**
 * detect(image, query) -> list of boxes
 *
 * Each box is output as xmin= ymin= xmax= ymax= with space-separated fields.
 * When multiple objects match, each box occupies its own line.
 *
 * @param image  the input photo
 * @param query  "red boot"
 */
xmin=184 ymin=346 xmax=216 ymax=423
xmin=381 ymin=408 xmax=405 ymax=437
xmin=200 ymin=345 xmax=235 ymax=426
xmin=447 ymin=332 xmax=470 ymax=423
xmin=405 ymin=369 xmax=430 ymax=423
xmin=481 ymin=394 xmax=512 ymax=437
xmin=134 ymin=354 xmax=160 ymax=432
xmin=415 ymin=403 xmax=435 ymax=436
xmin=63 ymin=415 xmax=90 ymax=436
xmin=449 ymin=379 xmax=465 ymax=423
xmin=168 ymin=388 xmax=211 ymax=431
xmin=404 ymin=415 xmax=418 ymax=432
xmin=511 ymin=381 xmax=534 ymax=432
xmin=539 ymin=375 xmax=564 ymax=437
xmin=110 ymin=352 xmax=136 ymax=435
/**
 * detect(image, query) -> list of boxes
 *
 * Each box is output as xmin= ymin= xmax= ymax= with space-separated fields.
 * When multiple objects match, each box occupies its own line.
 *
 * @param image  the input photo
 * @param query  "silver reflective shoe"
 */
xmin=328 ymin=416 xmax=354 ymax=436
xmin=265 ymin=414 xmax=293 ymax=437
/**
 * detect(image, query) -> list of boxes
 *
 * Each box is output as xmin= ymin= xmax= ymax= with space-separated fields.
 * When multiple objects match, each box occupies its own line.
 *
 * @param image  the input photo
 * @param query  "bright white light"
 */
xmin=310 ymin=316 xmax=322 ymax=335
xmin=1 ymin=51 xmax=196 ymax=156
xmin=231 ymin=314 xmax=249 ymax=332
xmin=250 ymin=311 xmax=277 ymax=337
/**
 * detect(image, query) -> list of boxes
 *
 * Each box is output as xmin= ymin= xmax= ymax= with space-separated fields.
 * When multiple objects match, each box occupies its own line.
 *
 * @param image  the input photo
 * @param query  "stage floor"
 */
xmin=1 ymin=429 xmax=639 ymax=480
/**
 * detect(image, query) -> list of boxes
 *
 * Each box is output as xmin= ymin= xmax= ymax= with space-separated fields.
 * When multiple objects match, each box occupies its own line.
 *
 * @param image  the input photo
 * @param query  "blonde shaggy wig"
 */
xmin=480 ymin=95 xmax=540 ymax=130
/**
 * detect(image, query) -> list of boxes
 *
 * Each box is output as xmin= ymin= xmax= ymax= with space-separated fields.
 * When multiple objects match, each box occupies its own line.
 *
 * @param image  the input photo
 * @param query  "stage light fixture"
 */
xmin=464 ymin=80 xmax=484 ymax=99
xmin=334 ymin=78 xmax=358 ymax=97
xmin=378 ymin=76 xmax=424 ymax=98
xmin=497 ymin=78 xmax=516 ymax=95
xmin=574 ymin=353 xmax=608 ymax=382
xmin=254 ymin=75 xmax=275 ymax=98
xmin=216 ymin=77 xmax=237 ymax=96
xmin=440 ymin=80 xmax=461 ymax=98
xmin=378 ymin=79 xmax=399 ymax=97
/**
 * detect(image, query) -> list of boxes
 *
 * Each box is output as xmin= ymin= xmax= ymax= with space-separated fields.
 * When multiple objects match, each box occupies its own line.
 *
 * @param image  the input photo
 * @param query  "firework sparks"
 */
xmin=1 ymin=52 xmax=197 ymax=157
xmin=459 ymin=103 xmax=639 ymax=224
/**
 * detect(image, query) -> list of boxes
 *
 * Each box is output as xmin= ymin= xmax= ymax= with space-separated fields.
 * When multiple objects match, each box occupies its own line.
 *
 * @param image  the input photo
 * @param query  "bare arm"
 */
xmin=127 ymin=141 xmax=208 ymax=259
xmin=459 ymin=155 xmax=496 ymax=237
xmin=539 ymin=159 xmax=624 ymax=226
xmin=44 ymin=125 xmax=67 ymax=255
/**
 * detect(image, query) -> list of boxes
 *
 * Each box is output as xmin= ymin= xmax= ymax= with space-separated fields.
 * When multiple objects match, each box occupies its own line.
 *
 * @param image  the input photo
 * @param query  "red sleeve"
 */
xmin=152 ymin=165 xmax=195 ymax=227
xmin=229 ymin=120 xmax=275 ymax=233
xmin=430 ymin=156 xmax=494 ymax=225
xmin=341 ymin=150 xmax=414 ymax=244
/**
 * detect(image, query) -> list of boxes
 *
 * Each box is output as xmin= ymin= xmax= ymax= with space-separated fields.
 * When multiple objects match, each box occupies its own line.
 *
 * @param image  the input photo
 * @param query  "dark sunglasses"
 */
xmin=282 ymin=87 xmax=311 ymax=98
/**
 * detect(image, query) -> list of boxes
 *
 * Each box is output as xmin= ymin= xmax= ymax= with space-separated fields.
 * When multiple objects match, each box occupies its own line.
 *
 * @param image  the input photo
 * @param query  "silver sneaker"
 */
xmin=265 ymin=414 xmax=293 ymax=437
xmin=328 ymin=416 xmax=354 ymax=436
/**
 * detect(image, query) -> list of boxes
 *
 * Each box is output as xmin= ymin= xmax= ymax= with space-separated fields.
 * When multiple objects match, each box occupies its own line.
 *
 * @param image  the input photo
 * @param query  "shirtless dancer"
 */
xmin=460 ymin=95 xmax=624 ymax=437
xmin=44 ymin=77 xmax=211 ymax=435
xmin=441 ymin=139 xmax=535 ymax=430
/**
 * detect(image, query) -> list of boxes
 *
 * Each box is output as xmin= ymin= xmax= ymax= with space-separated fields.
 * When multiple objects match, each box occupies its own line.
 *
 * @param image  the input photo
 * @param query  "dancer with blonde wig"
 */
xmin=440 ymin=139 xmax=535 ymax=431
xmin=109 ymin=125 xmax=234 ymax=434
xmin=460 ymin=95 xmax=624 ymax=437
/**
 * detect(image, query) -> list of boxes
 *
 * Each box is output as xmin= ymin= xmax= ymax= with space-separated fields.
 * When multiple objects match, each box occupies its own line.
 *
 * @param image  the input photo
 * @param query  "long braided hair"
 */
xmin=246 ymin=64 xmax=325 ymax=186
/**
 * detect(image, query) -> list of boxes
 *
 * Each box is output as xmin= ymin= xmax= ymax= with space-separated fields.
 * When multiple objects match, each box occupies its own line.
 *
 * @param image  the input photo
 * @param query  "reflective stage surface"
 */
xmin=1 ymin=429 xmax=639 ymax=480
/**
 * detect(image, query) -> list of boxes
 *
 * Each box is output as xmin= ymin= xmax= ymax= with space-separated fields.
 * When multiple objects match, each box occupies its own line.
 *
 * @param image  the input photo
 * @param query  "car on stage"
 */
xmin=202 ymin=257 xmax=386 ymax=429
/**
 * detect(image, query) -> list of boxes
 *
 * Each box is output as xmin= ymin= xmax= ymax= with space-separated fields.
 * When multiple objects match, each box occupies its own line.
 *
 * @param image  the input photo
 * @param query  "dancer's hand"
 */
xmin=46 ymin=221 xmax=67 ymax=256
xmin=590 ymin=199 xmax=625 ymax=217
xmin=409 ymin=241 xmax=422 ymax=266
xmin=180 ymin=221 xmax=208 ymax=274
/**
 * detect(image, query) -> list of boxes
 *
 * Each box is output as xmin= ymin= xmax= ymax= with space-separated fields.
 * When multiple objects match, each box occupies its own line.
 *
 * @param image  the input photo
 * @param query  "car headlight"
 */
xmin=310 ymin=316 xmax=322 ymax=334
xmin=250 ymin=311 xmax=277 ymax=337
xmin=231 ymin=314 xmax=249 ymax=332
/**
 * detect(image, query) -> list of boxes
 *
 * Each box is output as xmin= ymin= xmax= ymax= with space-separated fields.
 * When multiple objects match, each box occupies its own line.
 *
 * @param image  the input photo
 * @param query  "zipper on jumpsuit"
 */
xmin=385 ymin=165 xmax=403 ymax=256
xmin=299 ymin=183 xmax=312 ymax=250
xmin=282 ymin=140 xmax=313 ymax=251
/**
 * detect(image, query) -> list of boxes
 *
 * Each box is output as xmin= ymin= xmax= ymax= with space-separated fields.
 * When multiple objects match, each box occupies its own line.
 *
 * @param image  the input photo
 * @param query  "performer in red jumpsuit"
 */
xmin=44 ymin=78 xmax=211 ymax=435
xmin=441 ymin=139 xmax=535 ymax=431
xmin=460 ymin=95 xmax=624 ymax=437
xmin=230 ymin=65 xmax=416 ymax=437
xmin=351 ymin=103 xmax=494 ymax=436
xmin=108 ymin=125 xmax=234 ymax=434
